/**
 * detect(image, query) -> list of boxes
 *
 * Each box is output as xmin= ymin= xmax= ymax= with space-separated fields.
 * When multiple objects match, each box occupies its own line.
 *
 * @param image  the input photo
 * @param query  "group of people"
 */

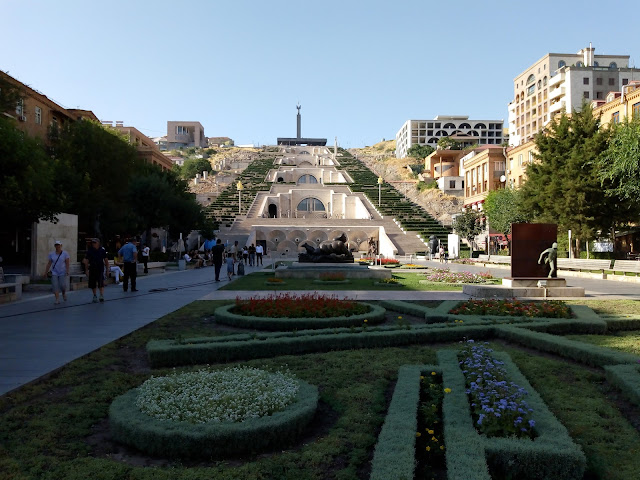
xmin=207 ymin=240 xmax=264 ymax=282
xmin=45 ymin=237 xmax=144 ymax=305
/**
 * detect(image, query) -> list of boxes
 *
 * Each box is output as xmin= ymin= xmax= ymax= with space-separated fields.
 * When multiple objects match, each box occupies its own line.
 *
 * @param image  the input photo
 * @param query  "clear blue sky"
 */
xmin=3 ymin=0 xmax=638 ymax=148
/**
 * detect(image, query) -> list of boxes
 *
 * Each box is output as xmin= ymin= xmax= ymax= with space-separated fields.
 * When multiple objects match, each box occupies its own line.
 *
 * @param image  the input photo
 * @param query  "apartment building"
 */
xmin=508 ymin=44 xmax=640 ymax=146
xmin=592 ymin=80 xmax=640 ymax=126
xmin=166 ymin=121 xmax=207 ymax=149
xmin=1 ymin=70 xmax=98 ymax=142
xmin=106 ymin=123 xmax=173 ymax=171
xmin=395 ymin=116 xmax=504 ymax=159
xmin=462 ymin=146 xmax=507 ymax=208
xmin=424 ymin=149 xmax=465 ymax=196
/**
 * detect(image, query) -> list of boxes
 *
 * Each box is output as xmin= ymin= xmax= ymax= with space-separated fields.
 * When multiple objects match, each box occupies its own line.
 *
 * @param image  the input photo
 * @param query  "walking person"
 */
xmin=255 ymin=243 xmax=264 ymax=266
xmin=248 ymin=244 xmax=256 ymax=267
xmin=211 ymin=238 xmax=225 ymax=282
xmin=84 ymin=238 xmax=109 ymax=303
xmin=242 ymin=246 xmax=249 ymax=265
xmin=44 ymin=240 xmax=70 ymax=305
xmin=225 ymin=250 xmax=235 ymax=280
xmin=118 ymin=237 xmax=138 ymax=292
xmin=142 ymin=243 xmax=150 ymax=273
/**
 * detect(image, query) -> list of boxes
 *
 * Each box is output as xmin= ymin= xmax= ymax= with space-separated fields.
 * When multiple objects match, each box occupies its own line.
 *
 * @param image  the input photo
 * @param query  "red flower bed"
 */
xmin=449 ymin=299 xmax=572 ymax=318
xmin=233 ymin=293 xmax=369 ymax=318
xmin=360 ymin=258 xmax=400 ymax=265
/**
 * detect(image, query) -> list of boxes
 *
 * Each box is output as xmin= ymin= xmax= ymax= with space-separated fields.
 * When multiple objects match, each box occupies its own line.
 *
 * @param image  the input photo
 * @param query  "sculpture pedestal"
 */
xmin=463 ymin=277 xmax=584 ymax=298
xmin=502 ymin=277 xmax=566 ymax=288
xmin=275 ymin=262 xmax=391 ymax=280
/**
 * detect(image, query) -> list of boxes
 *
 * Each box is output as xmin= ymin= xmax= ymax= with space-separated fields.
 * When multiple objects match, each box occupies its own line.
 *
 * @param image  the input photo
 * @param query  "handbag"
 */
xmin=48 ymin=252 xmax=62 ymax=279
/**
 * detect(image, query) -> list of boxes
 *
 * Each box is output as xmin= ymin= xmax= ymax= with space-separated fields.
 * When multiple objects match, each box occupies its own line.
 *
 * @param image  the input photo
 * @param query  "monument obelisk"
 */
xmin=296 ymin=103 xmax=301 ymax=139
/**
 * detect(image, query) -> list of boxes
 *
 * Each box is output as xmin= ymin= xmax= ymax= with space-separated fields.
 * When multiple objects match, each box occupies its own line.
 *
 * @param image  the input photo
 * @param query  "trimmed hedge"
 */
xmin=602 ymin=316 xmax=640 ymax=332
xmin=604 ymin=363 xmax=640 ymax=407
xmin=437 ymin=350 xmax=491 ymax=480
xmin=214 ymin=302 xmax=385 ymax=331
xmin=370 ymin=365 xmax=431 ymax=480
xmin=109 ymin=380 xmax=318 ymax=458
xmin=494 ymin=325 xmax=640 ymax=367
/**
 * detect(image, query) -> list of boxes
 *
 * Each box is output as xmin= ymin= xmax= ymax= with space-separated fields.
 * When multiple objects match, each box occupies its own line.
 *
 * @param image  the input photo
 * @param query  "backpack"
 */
xmin=237 ymin=262 xmax=245 ymax=276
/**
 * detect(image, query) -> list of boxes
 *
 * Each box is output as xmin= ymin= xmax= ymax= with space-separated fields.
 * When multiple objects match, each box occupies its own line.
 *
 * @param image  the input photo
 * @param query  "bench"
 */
xmin=490 ymin=255 xmax=511 ymax=265
xmin=0 ymin=267 xmax=22 ymax=303
xmin=611 ymin=260 xmax=640 ymax=276
xmin=557 ymin=258 xmax=612 ymax=278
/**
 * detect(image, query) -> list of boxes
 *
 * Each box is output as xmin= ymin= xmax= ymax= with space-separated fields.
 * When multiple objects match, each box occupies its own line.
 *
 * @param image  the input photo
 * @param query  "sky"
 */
xmin=2 ymin=0 xmax=638 ymax=148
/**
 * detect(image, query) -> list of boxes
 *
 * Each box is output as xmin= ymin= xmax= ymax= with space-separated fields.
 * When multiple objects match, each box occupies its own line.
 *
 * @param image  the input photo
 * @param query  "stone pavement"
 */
xmin=1 ymin=258 xmax=638 ymax=396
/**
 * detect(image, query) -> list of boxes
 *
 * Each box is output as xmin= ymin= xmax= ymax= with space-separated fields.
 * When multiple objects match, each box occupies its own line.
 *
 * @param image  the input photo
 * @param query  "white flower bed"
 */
xmin=136 ymin=366 xmax=299 ymax=424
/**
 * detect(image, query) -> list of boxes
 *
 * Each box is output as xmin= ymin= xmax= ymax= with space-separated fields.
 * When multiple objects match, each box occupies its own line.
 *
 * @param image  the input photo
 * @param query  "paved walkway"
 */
xmin=1 ymin=259 xmax=638 ymax=396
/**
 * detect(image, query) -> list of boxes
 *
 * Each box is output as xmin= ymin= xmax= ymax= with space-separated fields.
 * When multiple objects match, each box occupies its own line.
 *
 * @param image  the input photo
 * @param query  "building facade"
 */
xmin=396 ymin=116 xmax=504 ymax=159
xmin=592 ymin=80 xmax=640 ymax=126
xmin=166 ymin=121 xmax=207 ymax=149
xmin=462 ymin=146 xmax=507 ymax=208
xmin=508 ymin=44 xmax=640 ymax=146
xmin=107 ymin=124 xmax=173 ymax=171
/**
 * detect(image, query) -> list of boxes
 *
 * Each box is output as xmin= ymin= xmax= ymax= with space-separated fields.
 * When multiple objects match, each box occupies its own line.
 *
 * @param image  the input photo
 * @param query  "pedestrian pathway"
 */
xmin=1 ymin=258 xmax=638 ymax=396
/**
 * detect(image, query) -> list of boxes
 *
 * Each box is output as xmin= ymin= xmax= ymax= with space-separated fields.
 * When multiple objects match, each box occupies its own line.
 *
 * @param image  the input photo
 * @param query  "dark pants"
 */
xmin=123 ymin=262 xmax=137 ymax=291
xmin=214 ymin=261 xmax=222 ymax=281
xmin=143 ymin=257 xmax=148 ymax=273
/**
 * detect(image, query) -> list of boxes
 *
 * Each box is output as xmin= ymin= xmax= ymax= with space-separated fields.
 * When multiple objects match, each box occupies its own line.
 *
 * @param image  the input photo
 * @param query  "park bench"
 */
xmin=490 ymin=255 xmax=511 ymax=265
xmin=610 ymin=259 xmax=640 ymax=277
xmin=0 ymin=267 xmax=22 ymax=303
xmin=557 ymin=258 xmax=612 ymax=278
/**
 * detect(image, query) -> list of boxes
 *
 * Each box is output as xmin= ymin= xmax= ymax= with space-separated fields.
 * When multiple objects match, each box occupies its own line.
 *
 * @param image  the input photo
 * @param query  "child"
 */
xmin=226 ymin=252 xmax=235 ymax=280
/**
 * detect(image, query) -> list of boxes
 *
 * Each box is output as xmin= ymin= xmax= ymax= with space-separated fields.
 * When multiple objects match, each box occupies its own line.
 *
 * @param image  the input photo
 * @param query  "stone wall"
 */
xmin=31 ymin=213 xmax=78 ymax=278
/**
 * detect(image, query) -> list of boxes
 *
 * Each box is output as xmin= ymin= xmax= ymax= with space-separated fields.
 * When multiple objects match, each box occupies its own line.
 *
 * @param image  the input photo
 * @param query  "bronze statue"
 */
xmin=538 ymin=242 xmax=558 ymax=278
xmin=299 ymin=233 xmax=354 ymax=263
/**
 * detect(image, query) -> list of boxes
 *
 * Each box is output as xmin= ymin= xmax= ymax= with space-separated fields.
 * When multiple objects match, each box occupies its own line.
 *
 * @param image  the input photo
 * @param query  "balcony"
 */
xmin=548 ymin=72 xmax=564 ymax=87
xmin=549 ymin=86 xmax=565 ymax=100
xmin=549 ymin=100 xmax=566 ymax=114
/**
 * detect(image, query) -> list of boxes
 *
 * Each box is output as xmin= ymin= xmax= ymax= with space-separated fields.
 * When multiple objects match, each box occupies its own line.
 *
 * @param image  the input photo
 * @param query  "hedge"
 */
xmin=214 ymin=302 xmax=385 ymax=331
xmin=604 ymin=363 xmax=640 ymax=407
xmin=369 ymin=365 xmax=432 ymax=480
xmin=109 ymin=380 xmax=318 ymax=458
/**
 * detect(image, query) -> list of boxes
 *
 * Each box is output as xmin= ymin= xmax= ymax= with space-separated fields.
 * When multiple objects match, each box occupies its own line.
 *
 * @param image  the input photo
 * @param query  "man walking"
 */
xmin=211 ymin=238 xmax=225 ymax=282
xmin=118 ymin=237 xmax=138 ymax=292
xmin=142 ymin=243 xmax=150 ymax=273
xmin=44 ymin=240 xmax=70 ymax=305
xmin=255 ymin=243 xmax=264 ymax=266
xmin=84 ymin=238 xmax=109 ymax=303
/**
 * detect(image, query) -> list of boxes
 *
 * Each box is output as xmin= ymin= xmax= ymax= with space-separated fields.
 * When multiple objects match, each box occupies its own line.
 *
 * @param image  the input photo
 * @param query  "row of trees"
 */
xmin=466 ymin=105 xmax=640 ymax=257
xmin=1 ymin=115 xmax=211 ymax=247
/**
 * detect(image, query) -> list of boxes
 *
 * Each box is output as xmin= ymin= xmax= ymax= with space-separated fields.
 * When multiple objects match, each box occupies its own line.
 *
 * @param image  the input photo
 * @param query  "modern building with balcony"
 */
xmin=461 ymin=146 xmax=507 ymax=208
xmin=395 ymin=116 xmax=504 ymax=159
xmin=166 ymin=121 xmax=207 ymax=149
xmin=508 ymin=44 xmax=640 ymax=146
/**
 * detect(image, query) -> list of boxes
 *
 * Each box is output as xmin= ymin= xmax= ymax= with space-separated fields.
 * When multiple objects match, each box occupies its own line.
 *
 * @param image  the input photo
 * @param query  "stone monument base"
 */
xmin=275 ymin=262 xmax=392 ymax=280
xmin=463 ymin=277 xmax=584 ymax=298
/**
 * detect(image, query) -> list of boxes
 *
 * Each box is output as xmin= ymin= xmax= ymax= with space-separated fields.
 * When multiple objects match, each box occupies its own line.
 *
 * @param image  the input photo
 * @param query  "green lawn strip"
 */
xmin=370 ymin=365 xmax=433 ymax=480
xmin=565 ymin=330 xmax=640 ymax=356
xmin=437 ymin=350 xmax=490 ymax=480
xmin=566 ymin=299 xmax=640 ymax=316
xmin=213 ymin=302 xmax=385 ymax=330
xmin=219 ymin=271 xmax=463 ymax=291
xmin=503 ymin=344 xmax=640 ymax=480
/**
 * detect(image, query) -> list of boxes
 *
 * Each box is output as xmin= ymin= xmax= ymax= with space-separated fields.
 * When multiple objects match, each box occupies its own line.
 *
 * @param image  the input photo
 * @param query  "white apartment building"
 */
xmin=395 ymin=116 xmax=504 ymax=159
xmin=508 ymin=44 xmax=640 ymax=146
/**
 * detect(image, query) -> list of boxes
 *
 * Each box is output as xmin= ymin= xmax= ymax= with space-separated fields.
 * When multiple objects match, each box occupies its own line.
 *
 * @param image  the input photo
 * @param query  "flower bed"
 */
xmin=449 ymin=299 xmax=572 ymax=318
xmin=421 ymin=268 xmax=493 ymax=284
xmin=415 ymin=371 xmax=446 ymax=478
xmin=402 ymin=263 xmax=428 ymax=269
xmin=360 ymin=257 xmax=400 ymax=265
xmin=109 ymin=367 xmax=318 ymax=458
xmin=233 ymin=293 xmax=367 ymax=318
xmin=215 ymin=299 xmax=385 ymax=331
xmin=375 ymin=277 xmax=402 ymax=286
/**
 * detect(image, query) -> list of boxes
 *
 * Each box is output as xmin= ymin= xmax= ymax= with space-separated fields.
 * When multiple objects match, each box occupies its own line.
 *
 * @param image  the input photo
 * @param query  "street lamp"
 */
xmin=377 ymin=176 xmax=383 ymax=207
xmin=237 ymin=181 xmax=243 ymax=213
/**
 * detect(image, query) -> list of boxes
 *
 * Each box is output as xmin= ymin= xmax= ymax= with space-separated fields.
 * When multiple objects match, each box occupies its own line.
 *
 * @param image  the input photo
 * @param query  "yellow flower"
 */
xmin=432 ymin=436 xmax=438 ymax=442
xmin=426 ymin=446 xmax=431 ymax=451
xmin=398 ymin=316 xmax=403 ymax=320
xmin=431 ymin=371 xmax=436 ymax=376
xmin=440 ymin=445 xmax=444 ymax=450
xmin=428 ymin=429 xmax=434 ymax=434
xmin=364 ymin=319 xmax=368 ymax=323
xmin=444 ymin=388 xmax=452 ymax=393
xmin=415 ymin=432 xmax=422 ymax=437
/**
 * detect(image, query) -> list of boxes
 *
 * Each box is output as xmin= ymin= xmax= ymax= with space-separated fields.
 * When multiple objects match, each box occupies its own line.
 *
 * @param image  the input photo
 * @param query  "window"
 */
xmin=543 ymin=76 xmax=547 ymax=86
xmin=583 ymin=91 xmax=589 ymax=99
xmin=16 ymin=98 xmax=23 ymax=115
xmin=594 ymin=61 xmax=599 ymax=67
xmin=527 ymin=84 xmax=535 ymax=96
xmin=633 ymin=102 xmax=640 ymax=119
xmin=622 ymin=78 xmax=629 ymax=86
xmin=298 ymin=174 xmax=318 ymax=184
xmin=518 ymin=154 xmax=523 ymax=166
xmin=35 ymin=106 xmax=41 ymax=124
xmin=576 ymin=61 xmax=584 ymax=67
xmin=596 ymin=92 xmax=603 ymax=99
xmin=609 ymin=78 xmax=615 ymax=86
xmin=449 ymin=180 xmax=456 ymax=189
xmin=528 ymin=151 xmax=534 ymax=163
xmin=558 ymin=60 xmax=566 ymax=69
xmin=297 ymin=197 xmax=325 ymax=212
xmin=596 ymin=78 xmax=603 ymax=85
xmin=526 ymin=74 xmax=535 ymax=85
xmin=609 ymin=62 xmax=617 ymax=69
xmin=176 ymin=126 xmax=189 ymax=135
xmin=612 ymin=112 xmax=620 ymax=124
xmin=583 ymin=77 xmax=589 ymax=85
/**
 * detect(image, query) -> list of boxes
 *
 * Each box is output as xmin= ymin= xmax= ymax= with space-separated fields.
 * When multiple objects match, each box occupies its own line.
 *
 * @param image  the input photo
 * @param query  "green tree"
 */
xmin=0 ymin=116 xmax=61 ymax=226
xmin=453 ymin=209 xmax=485 ymax=250
xmin=180 ymin=157 xmax=214 ymax=180
xmin=437 ymin=137 xmax=462 ymax=150
xmin=483 ymin=187 xmax=531 ymax=253
xmin=598 ymin=119 xmax=640 ymax=200
xmin=520 ymin=105 xmax=633 ymax=256
xmin=407 ymin=144 xmax=434 ymax=159
xmin=0 ymin=74 xmax=24 ymax=112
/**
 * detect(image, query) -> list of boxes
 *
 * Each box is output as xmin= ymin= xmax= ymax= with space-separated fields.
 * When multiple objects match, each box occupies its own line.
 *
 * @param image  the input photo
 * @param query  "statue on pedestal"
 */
xmin=299 ymin=233 xmax=354 ymax=263
xmin=538 ymin=242 xmax=558 ymax=278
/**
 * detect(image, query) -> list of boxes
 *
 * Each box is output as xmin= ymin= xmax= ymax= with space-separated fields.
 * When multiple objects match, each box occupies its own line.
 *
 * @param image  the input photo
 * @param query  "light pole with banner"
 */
xmin=237 ymin=181 xmax=243 ymax=214
xmin=378 ymin=176 xmax=383 ymax=207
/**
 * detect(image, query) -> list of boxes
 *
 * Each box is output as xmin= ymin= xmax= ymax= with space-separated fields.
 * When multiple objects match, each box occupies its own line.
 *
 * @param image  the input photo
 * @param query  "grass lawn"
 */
xmin=1 ymin=300 xmax=639 ymax=479
xmin=220 ymin=271 xmax=464 ymax=291
xmin=564 ymin=330 xmax=640 ymax=356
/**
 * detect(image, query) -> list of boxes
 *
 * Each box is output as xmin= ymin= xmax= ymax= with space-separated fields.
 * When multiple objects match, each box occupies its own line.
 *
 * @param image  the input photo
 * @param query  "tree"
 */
xmin=520 ymin=104 xmax=634 ymax=257
xmin=453 ymin=209 xmax=485 ymax=250
xmin=180 ymin=157 xmax=214 ymax=180
xmin=598 ymin=119 xmax=640 ymax=200
xmin=483 ymin=187 xmax=531 ymax=253
xmin=437 ymin=137 xmax=462 ymax=150
xmin=0 ymin=117 xmax=61 ymax=226
xmin=407 ymin=144 xmax=434 ymax=159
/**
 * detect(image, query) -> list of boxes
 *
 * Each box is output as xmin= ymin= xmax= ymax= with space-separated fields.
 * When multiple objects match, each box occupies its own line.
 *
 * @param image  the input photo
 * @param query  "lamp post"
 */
xmin=377 ymin=176 xmax=383 ymax=207
xmin=237 ymin=181 xmax=243 ymax=214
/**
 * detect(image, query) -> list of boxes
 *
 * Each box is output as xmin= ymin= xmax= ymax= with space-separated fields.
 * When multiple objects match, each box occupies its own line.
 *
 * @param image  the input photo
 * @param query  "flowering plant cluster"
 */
xmin=378 ymin=277 xmax=400 ymax=284
xmin=422 ymin=268 xmax=493 ymax=284
xmin=449 ymin=299 xmax=572 ymax=318
xmin=233 ymin=293 xmax=369 ymax=318
xmin=452 ymin=258 xmax=476 ymax=265
xmin=415 ymin=372 xmax=446 ymax=476
xmin=360 ymin=257 xmax=400 ymax=265
xmin=459 ymin=340 xmax=535 ymax=438
xmin=402 ymin=264 xmax=427 ymax=269
xmin=318 ymin=272 xmax=346 ymax=281
xmin=136 ymin=366 xmax=299 ymax=424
